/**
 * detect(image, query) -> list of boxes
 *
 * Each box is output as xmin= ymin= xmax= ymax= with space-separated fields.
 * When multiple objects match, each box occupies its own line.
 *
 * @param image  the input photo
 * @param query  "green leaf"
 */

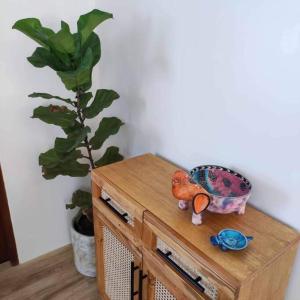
xmin=27 ymin=47 xmax=67 ymax=71
xmin=77 ymin=9 xmax=113 ymax=45
xmin=63 ymin=121 xmax=82 ymax=135
xmin=81 ymin=32 xmax=101 ymax=67
xmin=29 ymin=92 xmax=72 ymax=105
xmin=78 ymin=92 xmax=93 ymax=109
xmin=39 ymin=149 xmax=82 ymax=168
xmin=90 ymin=117 xmax=124 ymax=150
xmin=95 ymin=146 xmax=123 ymax=167
xmin=42 ymin=160 xmax=89 ymax=179
xmin=66 ymin=190 xmax=92 ymax=210
xmin=13 ymin=18 xmax=72 ymax=68
xmin=73 ymin=32 xmax=101 ymax=69
xmin=57 ymin=48 xmax=93 ymax=91
xmin=39 ymin=148 xmax=88 ymax=179
xmin=49 ymin=21 xmax=75 ymax=54
xmin=65 ymin=203 xmax=76 ymax=209
xmin=55 ymin=127 xmax=91 ymax=153
xmin=32 ymin=105 xmax=77 ymax=128
xmin=83 ymin=89 xmax=119 ymax=119
xmin=12 ymin=18 xmax=54 ymax=48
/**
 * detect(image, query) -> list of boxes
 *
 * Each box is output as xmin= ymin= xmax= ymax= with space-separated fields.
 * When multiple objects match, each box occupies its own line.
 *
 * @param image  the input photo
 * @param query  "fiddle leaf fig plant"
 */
xmin=13 ymin=9 xmax=124 ymax=235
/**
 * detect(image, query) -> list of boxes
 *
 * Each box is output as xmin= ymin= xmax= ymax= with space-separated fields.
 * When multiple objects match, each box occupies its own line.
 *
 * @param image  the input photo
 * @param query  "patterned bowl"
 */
xmin=210 ymin=228 xmax=253 ymax=251
xmin=190 ymin=165 xmax=251 ymax=215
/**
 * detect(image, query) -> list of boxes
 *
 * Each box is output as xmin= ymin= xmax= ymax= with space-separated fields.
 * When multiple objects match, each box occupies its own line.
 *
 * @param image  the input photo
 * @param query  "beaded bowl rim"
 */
xmin=190 ymin=165 xmax=252 ymax=193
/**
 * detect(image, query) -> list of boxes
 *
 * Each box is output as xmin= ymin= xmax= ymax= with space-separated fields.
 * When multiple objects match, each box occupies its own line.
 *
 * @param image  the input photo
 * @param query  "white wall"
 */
xmin=1 ymin=0 xmax=299 ymax=298
xmin=0 ymin=0 xmax=128 ymax=263
xmin=97 ymin=0 xmax=300 ymax=299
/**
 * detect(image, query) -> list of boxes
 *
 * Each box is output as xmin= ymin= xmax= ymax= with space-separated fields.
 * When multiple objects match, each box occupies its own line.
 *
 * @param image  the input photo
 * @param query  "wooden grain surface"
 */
xmin=93 ymin=153 xmax=300 ymax=286
xmin=0 ymin=245 xmax=99 ymax=300
xmin=0 ymin=261 xmax=11 ymax=272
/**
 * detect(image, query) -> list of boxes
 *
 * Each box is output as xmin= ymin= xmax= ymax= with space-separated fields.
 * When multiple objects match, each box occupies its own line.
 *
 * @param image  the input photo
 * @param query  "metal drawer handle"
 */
xmin=130 ymin=262 xmax=147 ymax=300
xmin=156 ymin=248 xmax=205 ymax=293
xmin=130 ymin=262 xmax=139 ymax=300
xmin=138 ymin=270 xmax=147 ymax=300
xmin=99 ymin=197 xmax=129 ymax=223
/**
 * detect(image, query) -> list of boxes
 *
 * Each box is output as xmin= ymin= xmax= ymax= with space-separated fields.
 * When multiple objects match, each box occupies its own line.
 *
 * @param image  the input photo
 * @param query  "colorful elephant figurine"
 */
xmin=172 ymin=167 xmax=252 ymax=225
xmin=172 ymin=170 xmax=211 ymax=225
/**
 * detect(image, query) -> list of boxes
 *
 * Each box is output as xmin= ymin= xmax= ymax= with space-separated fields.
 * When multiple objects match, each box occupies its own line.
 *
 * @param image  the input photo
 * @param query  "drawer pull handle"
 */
xmin=130 ymin=262 xmax=139 ymax=299
xmin=138 ymin=269 xmax=147 ymax=300
xmin=130 ymin=263 xmax=147 ymax=300
xmin=157 ymin=248 xmax=205 ymax=293
xmin=99 ymin=197 xmax=129 ymax=223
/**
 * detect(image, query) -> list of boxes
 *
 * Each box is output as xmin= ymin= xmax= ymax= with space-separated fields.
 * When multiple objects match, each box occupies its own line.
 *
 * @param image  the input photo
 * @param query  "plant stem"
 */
xmin=76 ymin=91 xmax=95 ymax=170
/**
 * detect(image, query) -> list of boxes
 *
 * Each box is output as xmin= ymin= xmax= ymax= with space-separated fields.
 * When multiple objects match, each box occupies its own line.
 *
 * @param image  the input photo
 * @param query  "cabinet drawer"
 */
xmin=92 ymin=177 xmax=145 ymax=247
xmin=143 ymin=212 xmax=236 ymax=300
xmin=143 ymin=248 xmax=206 ymax=300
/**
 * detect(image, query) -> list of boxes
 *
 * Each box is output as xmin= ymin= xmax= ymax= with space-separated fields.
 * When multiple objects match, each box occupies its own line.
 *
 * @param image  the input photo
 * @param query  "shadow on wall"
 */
xmin=248 ymin=175 xmax=293 ymax=227
xmin=101 ymin=12 xmax=171 ymax=155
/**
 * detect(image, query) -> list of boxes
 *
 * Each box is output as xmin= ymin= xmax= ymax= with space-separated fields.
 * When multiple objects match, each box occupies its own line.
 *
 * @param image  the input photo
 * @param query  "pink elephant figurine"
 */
xmin=172 ymin=166 xmax=252 ymax=225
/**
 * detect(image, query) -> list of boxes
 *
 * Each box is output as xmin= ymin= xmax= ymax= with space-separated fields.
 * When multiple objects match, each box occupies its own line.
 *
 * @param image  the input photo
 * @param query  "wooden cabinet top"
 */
xmin=92 ymin=153 xmax=299 ymax=286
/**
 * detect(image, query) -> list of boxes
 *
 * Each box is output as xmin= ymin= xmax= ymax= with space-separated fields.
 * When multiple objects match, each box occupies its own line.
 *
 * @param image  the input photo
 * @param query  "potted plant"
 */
xmin=13 ymin=9 xmax=124 ymax=277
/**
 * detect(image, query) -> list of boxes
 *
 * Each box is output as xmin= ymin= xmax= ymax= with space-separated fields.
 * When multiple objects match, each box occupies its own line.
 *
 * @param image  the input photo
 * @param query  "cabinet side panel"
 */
xmin=92 ymin=181 xmax=101 ymax=198
xmin=238 ymin=243 xmax=299 ymax=300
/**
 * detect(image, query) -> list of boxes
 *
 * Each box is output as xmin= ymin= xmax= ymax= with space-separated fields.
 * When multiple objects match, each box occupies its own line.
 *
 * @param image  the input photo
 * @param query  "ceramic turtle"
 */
xmin=210 ymin=229 xmax=253 ymax=251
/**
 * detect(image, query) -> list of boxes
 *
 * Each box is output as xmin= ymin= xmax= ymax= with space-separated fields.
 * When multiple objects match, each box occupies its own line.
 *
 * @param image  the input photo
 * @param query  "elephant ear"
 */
xmin=192 ymin=193 xmax=210 ymax=214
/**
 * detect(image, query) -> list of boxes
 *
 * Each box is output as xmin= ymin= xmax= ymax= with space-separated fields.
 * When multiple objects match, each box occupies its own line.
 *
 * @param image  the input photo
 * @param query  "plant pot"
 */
xmin=70 ymin=219 xmax=96 ymax=277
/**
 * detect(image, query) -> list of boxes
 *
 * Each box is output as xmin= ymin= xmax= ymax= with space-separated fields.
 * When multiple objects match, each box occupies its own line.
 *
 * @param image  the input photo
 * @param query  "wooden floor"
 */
xmin=0 ymin=245 xmax=99 ymax=300
xmin=0 ymin=261 xmax=11 ymax=272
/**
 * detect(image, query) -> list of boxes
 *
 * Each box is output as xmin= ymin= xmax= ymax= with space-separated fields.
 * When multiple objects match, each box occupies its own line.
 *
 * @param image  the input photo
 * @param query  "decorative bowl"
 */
xmin=190 ymin=165 xmax=251 ymax=215
xmin=210 ymin=229 xmax=253 ymax=251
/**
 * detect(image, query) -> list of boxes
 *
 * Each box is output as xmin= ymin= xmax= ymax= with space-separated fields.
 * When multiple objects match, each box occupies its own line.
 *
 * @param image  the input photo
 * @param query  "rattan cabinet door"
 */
xmin=152 ymin=278 xmax=177 ymax=300
xmin=143 ymin=249 xmax=207 ymax=300
xmin=94 ymin=211 xmax=142 ymax=300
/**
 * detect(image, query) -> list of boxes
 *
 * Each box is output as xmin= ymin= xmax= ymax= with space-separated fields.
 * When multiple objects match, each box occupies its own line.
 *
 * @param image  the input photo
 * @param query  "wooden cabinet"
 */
xmin=93 ymin=210 xmax=143 ymax=300
xmin=92 ymin=154 xmax=300 ymax=300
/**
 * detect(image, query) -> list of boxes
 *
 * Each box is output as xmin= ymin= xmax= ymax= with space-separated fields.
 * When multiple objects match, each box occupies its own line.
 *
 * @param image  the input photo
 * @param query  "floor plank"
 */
xmin=0 ymin=261 xmax=11 ymax=273
xmin=0 ymin=245 xmax=99 ymax=300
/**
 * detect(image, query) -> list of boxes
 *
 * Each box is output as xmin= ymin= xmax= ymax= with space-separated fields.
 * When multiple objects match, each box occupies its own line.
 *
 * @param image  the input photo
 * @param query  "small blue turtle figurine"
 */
xmin=210 ymin=229 xmax=253 ymax=251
